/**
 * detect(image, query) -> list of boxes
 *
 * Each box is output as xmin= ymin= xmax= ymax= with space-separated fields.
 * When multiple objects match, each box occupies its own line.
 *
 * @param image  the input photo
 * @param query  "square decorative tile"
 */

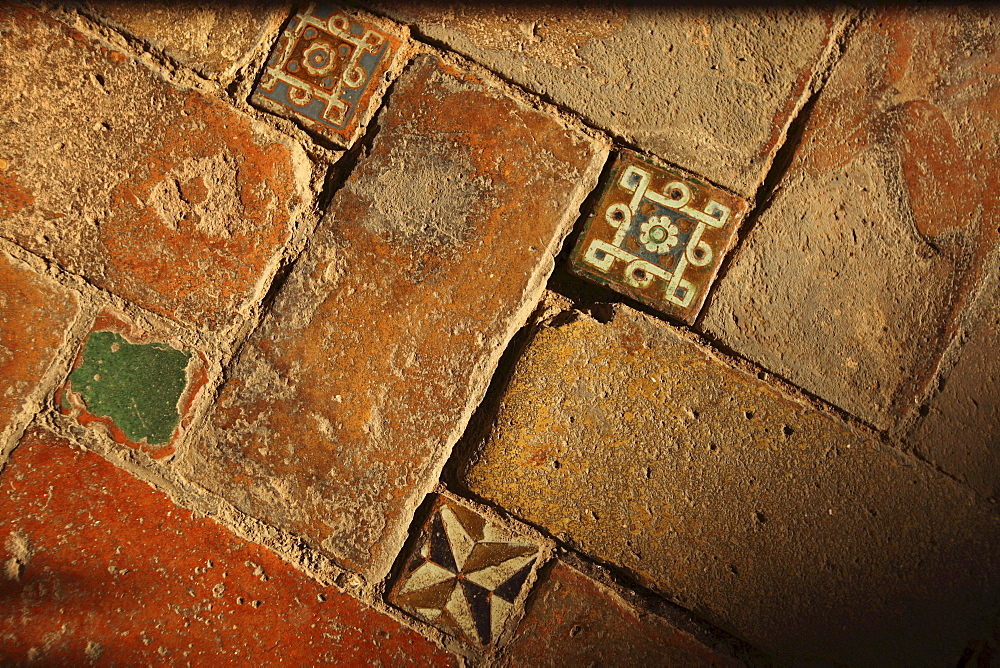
xmin=389 ymin=495 xmax=544 ymax=648
xmin=251 ymin=2 xmax=405 ymax=147
xmin=570 ymin=152 xmax=749 ymax=324
xmin=56 ymin=314 xmax=206 ymax=459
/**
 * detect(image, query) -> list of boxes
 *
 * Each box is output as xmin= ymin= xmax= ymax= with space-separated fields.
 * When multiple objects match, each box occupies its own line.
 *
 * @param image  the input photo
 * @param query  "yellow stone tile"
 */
xmin=464 ymin=304 xmax=1000 ymax=665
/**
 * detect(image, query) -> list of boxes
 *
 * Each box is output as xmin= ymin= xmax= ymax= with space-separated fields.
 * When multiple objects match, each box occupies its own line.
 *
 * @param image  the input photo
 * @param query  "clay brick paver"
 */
xmin=701 ymin=7 xmax=1000 ymax=430
xmin=388 ymin=494 xmax=544 ymax=648
xmin=370 ymin=3 xmax=845 ymax=195
xmin=503 ymin=561 xmax=736 ymax=668
xmin=0 ymin=250 xmax=78 ymax=441
xmin=0 ymin=5 xmax=311 ymax=331
xmin=908 ymin=269 xmax=1000 ymax=501
xmin=251 ymin=3 xmax=408 ymax=147
xmin=86 ymin=0 xmax=286 ymax=79
xmin=182 ymin=54 xmax=606 ymax=580
xmin=0 ymin=428 xmax=456 ymax=666
xmin=570 ymin=151 xmax=748 ymax=324
xmin=57 ymin=314 xmax=208 ymax=459
xmin=462 ymin=304 xmax=1000 ymax=665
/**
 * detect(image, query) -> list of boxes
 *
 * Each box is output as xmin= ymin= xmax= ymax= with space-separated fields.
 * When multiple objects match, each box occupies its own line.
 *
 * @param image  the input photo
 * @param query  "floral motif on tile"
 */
xmin=570 ymin=151 xmax=749 ymax=324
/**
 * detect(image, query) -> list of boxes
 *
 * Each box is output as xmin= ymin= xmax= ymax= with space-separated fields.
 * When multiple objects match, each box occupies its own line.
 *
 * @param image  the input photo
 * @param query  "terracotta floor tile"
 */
xmin=701 ymin=6 xmax=1000 ymax=430
xmin=0 ymin=5 xmax=310 ymax=331
xmin=0 ymin=250 xmax=78 ymax=438
xmin=504 ymin=561 xmax=737 ymax=668
xmin=570 ymin=151 xmax=748 ymax=324
xmin=85 ymin=1 xmax=286 ymax=79
xmin=182 ymin=53 xmax=605 ymax=581
xmin=369 ymin=3 xmax=845 ymax=195
xmin=0 ymin=428 xmax=456 ymax=666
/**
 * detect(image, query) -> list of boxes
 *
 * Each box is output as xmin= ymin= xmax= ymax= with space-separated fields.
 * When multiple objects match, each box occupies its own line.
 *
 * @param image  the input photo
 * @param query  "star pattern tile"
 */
xmin=388 ymin=496 xmax=542 ymax=647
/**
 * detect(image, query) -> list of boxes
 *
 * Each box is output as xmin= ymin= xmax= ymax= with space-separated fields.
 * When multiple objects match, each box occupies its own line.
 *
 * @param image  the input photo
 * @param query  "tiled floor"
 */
xmin=1 ymin=1 xmax=998 ymax=665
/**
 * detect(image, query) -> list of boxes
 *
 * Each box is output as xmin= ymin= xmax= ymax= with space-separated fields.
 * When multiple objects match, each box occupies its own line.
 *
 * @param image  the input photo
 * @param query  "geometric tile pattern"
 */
xmin=251 ymin=2 xmax=403 ymax=147
xmin=570 ymin=151 xmax=749 ymax=324
xmin=388 ymin=496 xmax=541 ymax=647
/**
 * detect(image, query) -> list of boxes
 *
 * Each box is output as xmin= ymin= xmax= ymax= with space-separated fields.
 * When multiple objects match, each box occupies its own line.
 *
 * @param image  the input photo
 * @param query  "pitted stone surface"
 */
xmin=0 ymin=428 xmax=456 ymax=666
xmin=701 ymin=7 xmax=1000 ymax=430
xmin=183 ymin=55 xmax=606 ymax=580
xmin=370 ymin=3 xmax=844 ymax=195
xmin=86 ymin=0 xmax=286 ymax=78
xmin=462 ymin=304 xmax=1000 ymax=665
xmin=908 ymin=267 xmax=1000 ymax=501
xmin=0 ymin=5 xmax=311 ymax=331
xmin=0 ymin=251 xmax=78 ymax=441
xmin=503 ymin=561 xmax=736 ymax=667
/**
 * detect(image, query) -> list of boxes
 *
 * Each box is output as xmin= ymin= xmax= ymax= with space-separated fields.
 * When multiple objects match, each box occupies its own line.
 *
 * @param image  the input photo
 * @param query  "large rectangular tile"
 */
xmin=0 ymin=5 xmax=313 ymax=331
xmin=462 ymin=303 xmax=1000 ymax=665
xmin=369 ymin=3 xmax=845 ymax=195
xmin=0 ymin=249 xmax=78 ymax=446
xmin=701 ymin=6 xmax=1000 ymax=430
xmin=0 ymin=427 xmax=455 ymax=665
xmin=182 ymin=54 xmax=607 ymax=580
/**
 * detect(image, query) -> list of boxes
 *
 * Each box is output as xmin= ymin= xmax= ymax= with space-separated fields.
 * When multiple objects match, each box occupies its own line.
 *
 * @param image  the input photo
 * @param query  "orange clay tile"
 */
xmin=0 ymin=250 xmax=78 ymax=437
xmin=504 ymin=562 xmax=738 ymax=667
xmin=182 ymin=54 xmax=606 ymax=581
xmin=0 ymin=6 xmax=309 ymax=331
xmin=0 ymin=427 xmax=456 ymax=666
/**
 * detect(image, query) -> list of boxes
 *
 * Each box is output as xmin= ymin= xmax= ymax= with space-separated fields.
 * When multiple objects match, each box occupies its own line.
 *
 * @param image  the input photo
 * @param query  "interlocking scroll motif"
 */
xmin=571 ymin=152 xmax=748 ymax=323
xmin=252 ymin=3 xmax=401 ymax=145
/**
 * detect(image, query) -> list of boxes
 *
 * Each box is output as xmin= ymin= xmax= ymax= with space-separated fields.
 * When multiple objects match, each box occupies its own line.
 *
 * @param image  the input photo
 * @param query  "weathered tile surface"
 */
xmin=462 ymin=304 xmax=1000 ymax=665
xmin=86 ymin=0 xmax=286 ymax=78
xmin=0 ymin=251 xmax=78 ymax=441
xmin=370 ymin=3 xmax=843 ymax=195
xmin=570 ymin=152 xmax=747 ymax=324
xmin=0 ymin=428 xmax=456 ymax=666
xmin=183 ymin=55 xmax=606 ymax=580
xmin=57 ymin=314 xmax=207 ymax=459
xmin=0 ymin=5 xmax=310 ymax=331
xmin=701 ymin=7 xmax=1000 ymax=430
xmin=503 ymin=561 xmax=736 ymax=668
xmin=389 ymin=494 xmax=542 ymax=648
xmin=252 ymin=2 xmax=406 ymax=147
xmin=908 ymin=267 xmax=1000 ymax=501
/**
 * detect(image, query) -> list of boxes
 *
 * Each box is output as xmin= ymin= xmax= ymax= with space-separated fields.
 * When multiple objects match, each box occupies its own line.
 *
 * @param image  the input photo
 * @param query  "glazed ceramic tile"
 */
xmin=57 ymin=314 xmax=206 ymax=459
xmin=251 ymin=2 xmax=404 ymax=146
xmin=571 ymin=152 xmax=748 ymax=324
xmin=389 ymin=496 xmax=542 ymax=647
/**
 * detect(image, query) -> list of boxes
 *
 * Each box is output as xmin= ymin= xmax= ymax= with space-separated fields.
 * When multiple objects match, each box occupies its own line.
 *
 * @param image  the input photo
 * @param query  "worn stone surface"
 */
xmin=388 ymin=493 xmax=544 ymax=648
xmin=570 ymin=151 xmax=748 ymax=324
xmin=908 ymin=266 xmax=1000 ymax=501
xmin=183 ymin=54 xmax=606 ymax=580
xmin=503 ymin=561 xmax=736 ymax=667
xmin=0 ymin=5 xmax=311 ymax=331
xmin=0 ymin=250 xmax=78 ymax=444
xmin=57 ymin=314 xmax=207 ymax=460
xmin=0 ymin=428 xmax=456 ymax=665
xmin=462 ymin=304 xmax=1000 ymax=665
xmin=251 ymin=3 xmax=408 ymax=148
xmin=370 ymin=3 xmax=842 ymax=195
xmin=702 ymin=7 xmax=1000 ymax=430
xmin=86 ymin=1 xmax=286 ymax=78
